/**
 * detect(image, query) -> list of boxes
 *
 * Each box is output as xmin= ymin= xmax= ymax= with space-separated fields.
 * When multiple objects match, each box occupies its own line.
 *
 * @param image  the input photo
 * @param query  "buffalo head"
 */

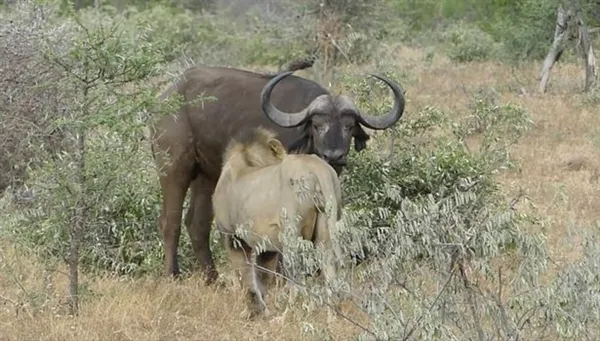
xmin=261 ymin=71 xmax=406 ymax=174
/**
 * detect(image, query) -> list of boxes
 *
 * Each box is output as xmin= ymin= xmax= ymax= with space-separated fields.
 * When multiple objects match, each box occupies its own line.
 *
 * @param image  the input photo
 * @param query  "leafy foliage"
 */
xmin=338 ymin=75 xmax=535 ymax=259
xmin=445 ymin=22 xmax=500 ymax=63
xmin=0 ymin=1 xmax=186 ymax=277
xmin=484 ymin=0 xmax=558 ymax=62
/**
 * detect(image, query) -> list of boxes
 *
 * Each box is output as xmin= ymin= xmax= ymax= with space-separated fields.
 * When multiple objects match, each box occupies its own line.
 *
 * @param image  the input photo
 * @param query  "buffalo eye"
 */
xmin=312 ymin=122 xmax=327 ymax=134
xmin=311 ymin=116 xmax=328 ymax=133
xmin=341 ymin=119 xmax=355 ymax=133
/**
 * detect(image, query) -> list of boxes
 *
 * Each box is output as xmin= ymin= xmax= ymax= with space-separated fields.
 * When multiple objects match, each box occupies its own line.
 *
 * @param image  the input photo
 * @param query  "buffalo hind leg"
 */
xmin=152 ymin=114 xmax=196 ymax=278
xmin=226 ymin=236 xmax=267 ymax=318
xmin=184 ymin=175 xmax=218 ymax=285
xmin=157 ymin=160 xmax=194 ymax=278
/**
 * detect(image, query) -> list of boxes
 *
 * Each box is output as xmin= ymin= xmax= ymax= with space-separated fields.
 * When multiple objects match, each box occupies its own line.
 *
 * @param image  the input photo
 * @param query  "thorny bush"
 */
xmin=0 ymin=1 xmax=70 ymax=195
xmin=251 ymin=75 xmax=599 ymax=339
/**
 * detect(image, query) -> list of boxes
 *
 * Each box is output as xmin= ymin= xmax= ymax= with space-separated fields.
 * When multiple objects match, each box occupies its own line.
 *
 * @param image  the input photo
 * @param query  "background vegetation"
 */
xmin=1 ymin=0 xmax=600 ymax=339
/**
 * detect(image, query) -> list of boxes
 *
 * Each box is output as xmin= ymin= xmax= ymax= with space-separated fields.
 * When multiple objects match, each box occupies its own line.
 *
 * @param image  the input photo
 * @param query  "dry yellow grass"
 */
xmin=2 ymin=44 xmax=599 ymax=340
xmin=0 ymin=242 xmax=370 ymax=340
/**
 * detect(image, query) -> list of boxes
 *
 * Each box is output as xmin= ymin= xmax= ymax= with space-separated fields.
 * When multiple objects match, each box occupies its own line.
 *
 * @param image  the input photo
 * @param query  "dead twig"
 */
xmin=458 ymin=260 xmax=486 ymax=341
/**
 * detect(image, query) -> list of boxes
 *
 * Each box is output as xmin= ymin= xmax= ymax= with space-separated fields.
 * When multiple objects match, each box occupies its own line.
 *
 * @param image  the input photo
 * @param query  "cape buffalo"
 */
xmin=149 ymin=63 xmax=406 ymax=284
xmin=212 ymin=127 xmax=343 ymax=317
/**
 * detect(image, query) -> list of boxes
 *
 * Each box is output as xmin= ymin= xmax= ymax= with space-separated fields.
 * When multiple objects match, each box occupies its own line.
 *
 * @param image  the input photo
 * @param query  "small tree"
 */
xmin=12 ymin=6 xmax=176 ymax=314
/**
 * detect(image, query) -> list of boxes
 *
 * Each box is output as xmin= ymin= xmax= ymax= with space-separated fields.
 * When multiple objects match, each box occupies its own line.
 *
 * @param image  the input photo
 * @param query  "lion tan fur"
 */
xmin=220 ymin=127 xmax=287 ymax=179
xmin=212 ymin=127 xmax=343 ymax=318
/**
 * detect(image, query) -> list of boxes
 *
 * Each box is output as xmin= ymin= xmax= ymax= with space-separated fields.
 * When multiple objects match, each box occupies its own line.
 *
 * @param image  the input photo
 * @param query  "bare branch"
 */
xmin=459 ymin=260 xmax=486 ymax=341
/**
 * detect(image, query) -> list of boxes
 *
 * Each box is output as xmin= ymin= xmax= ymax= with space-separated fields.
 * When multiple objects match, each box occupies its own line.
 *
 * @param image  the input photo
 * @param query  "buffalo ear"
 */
xmin=353 ymin=125 xmax=370 ymax=152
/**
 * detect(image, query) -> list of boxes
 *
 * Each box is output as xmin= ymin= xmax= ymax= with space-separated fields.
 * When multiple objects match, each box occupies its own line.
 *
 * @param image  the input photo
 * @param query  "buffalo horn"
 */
xmin=261 ymin=71 xmax=310 ymax=128
xmin=357 ymin=74 xmax=406 ymax=130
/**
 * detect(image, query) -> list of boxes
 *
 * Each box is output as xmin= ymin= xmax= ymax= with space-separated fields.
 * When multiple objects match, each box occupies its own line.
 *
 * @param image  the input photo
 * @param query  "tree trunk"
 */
xmin=539 ymin=5 xmax=570 ymax=93
xmin=68 ymin=221 xmax=80 ymax=315
xmin=575 ymin=8 xmax=597 ymax=91
xmin=539 ymin=1 xmax=597 ymax=93
xmin=68 ymin=132 xmax=86 ymax=316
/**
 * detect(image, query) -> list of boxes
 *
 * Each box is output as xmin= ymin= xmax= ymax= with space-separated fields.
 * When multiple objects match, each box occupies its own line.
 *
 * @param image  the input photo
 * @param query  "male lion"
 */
xmin=212 ymin=127 xmax=343 ymax=317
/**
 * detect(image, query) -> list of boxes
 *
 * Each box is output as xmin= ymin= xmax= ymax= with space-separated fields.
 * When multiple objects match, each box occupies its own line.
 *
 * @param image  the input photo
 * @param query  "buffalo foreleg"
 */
xmin=158 ymin=181 xmax=189 ymax=277
xmin=184 ymin=175 xmax=218 ymax=285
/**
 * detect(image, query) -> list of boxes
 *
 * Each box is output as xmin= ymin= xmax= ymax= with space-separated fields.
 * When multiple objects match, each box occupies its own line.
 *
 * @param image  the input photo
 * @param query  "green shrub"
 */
xmin=385 ymin=0 xmax=563 ymax=63
xmin=446 ymin=22 xmax=499 ymax=63
xmin=338 ymin=85 xmax=533 ymax=261
xmin=122 ymin=5 xmax=237 ymax=64
xmin=453 ymin=88 xmax=535 ymax=169
xmin=237 ymin=11 xmax=312 ymax=67
xmin=119 ymin=3 xmax=312 ymax=67
xmin=0 ymin=0 xmax=71 ymax=195
xmin=485 ymin=0 xmax=558 ymax=62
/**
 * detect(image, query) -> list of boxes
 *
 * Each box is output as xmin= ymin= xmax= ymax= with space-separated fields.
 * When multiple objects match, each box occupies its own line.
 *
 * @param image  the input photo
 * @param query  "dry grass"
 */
xmin=0 ymin=242 xmax=370 ymax=340
xmin=2 ymin=44 xmax=599 ymax=340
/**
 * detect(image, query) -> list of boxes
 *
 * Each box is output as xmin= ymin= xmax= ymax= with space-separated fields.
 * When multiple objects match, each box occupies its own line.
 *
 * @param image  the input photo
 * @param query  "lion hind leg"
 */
xmin=226 ymin=236 xmax=267 ymax=318
xmin=313 ymin=212 xmax=337 ymax=284
xmin=257 ymin=251 xmax=279 ymax=292
xmin=246 ymin=250 xmax=268 ymax=317
xmin=314 ymin=212 xmax=343 ymax=320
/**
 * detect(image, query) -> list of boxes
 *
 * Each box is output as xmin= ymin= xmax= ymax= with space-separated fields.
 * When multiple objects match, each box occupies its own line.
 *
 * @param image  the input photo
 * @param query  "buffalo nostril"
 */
xmin=323 ymin=150 xmax=346 ymax=164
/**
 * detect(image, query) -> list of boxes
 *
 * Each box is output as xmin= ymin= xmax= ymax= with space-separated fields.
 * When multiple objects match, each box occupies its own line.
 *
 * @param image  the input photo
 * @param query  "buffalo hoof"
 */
xmin=166 ymin=269 xmax=182 ymax=280
xmin=212 ymin=276 xmax=229 ymax=291
xmin=203 ymin=270 xmax=219 ymax=286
